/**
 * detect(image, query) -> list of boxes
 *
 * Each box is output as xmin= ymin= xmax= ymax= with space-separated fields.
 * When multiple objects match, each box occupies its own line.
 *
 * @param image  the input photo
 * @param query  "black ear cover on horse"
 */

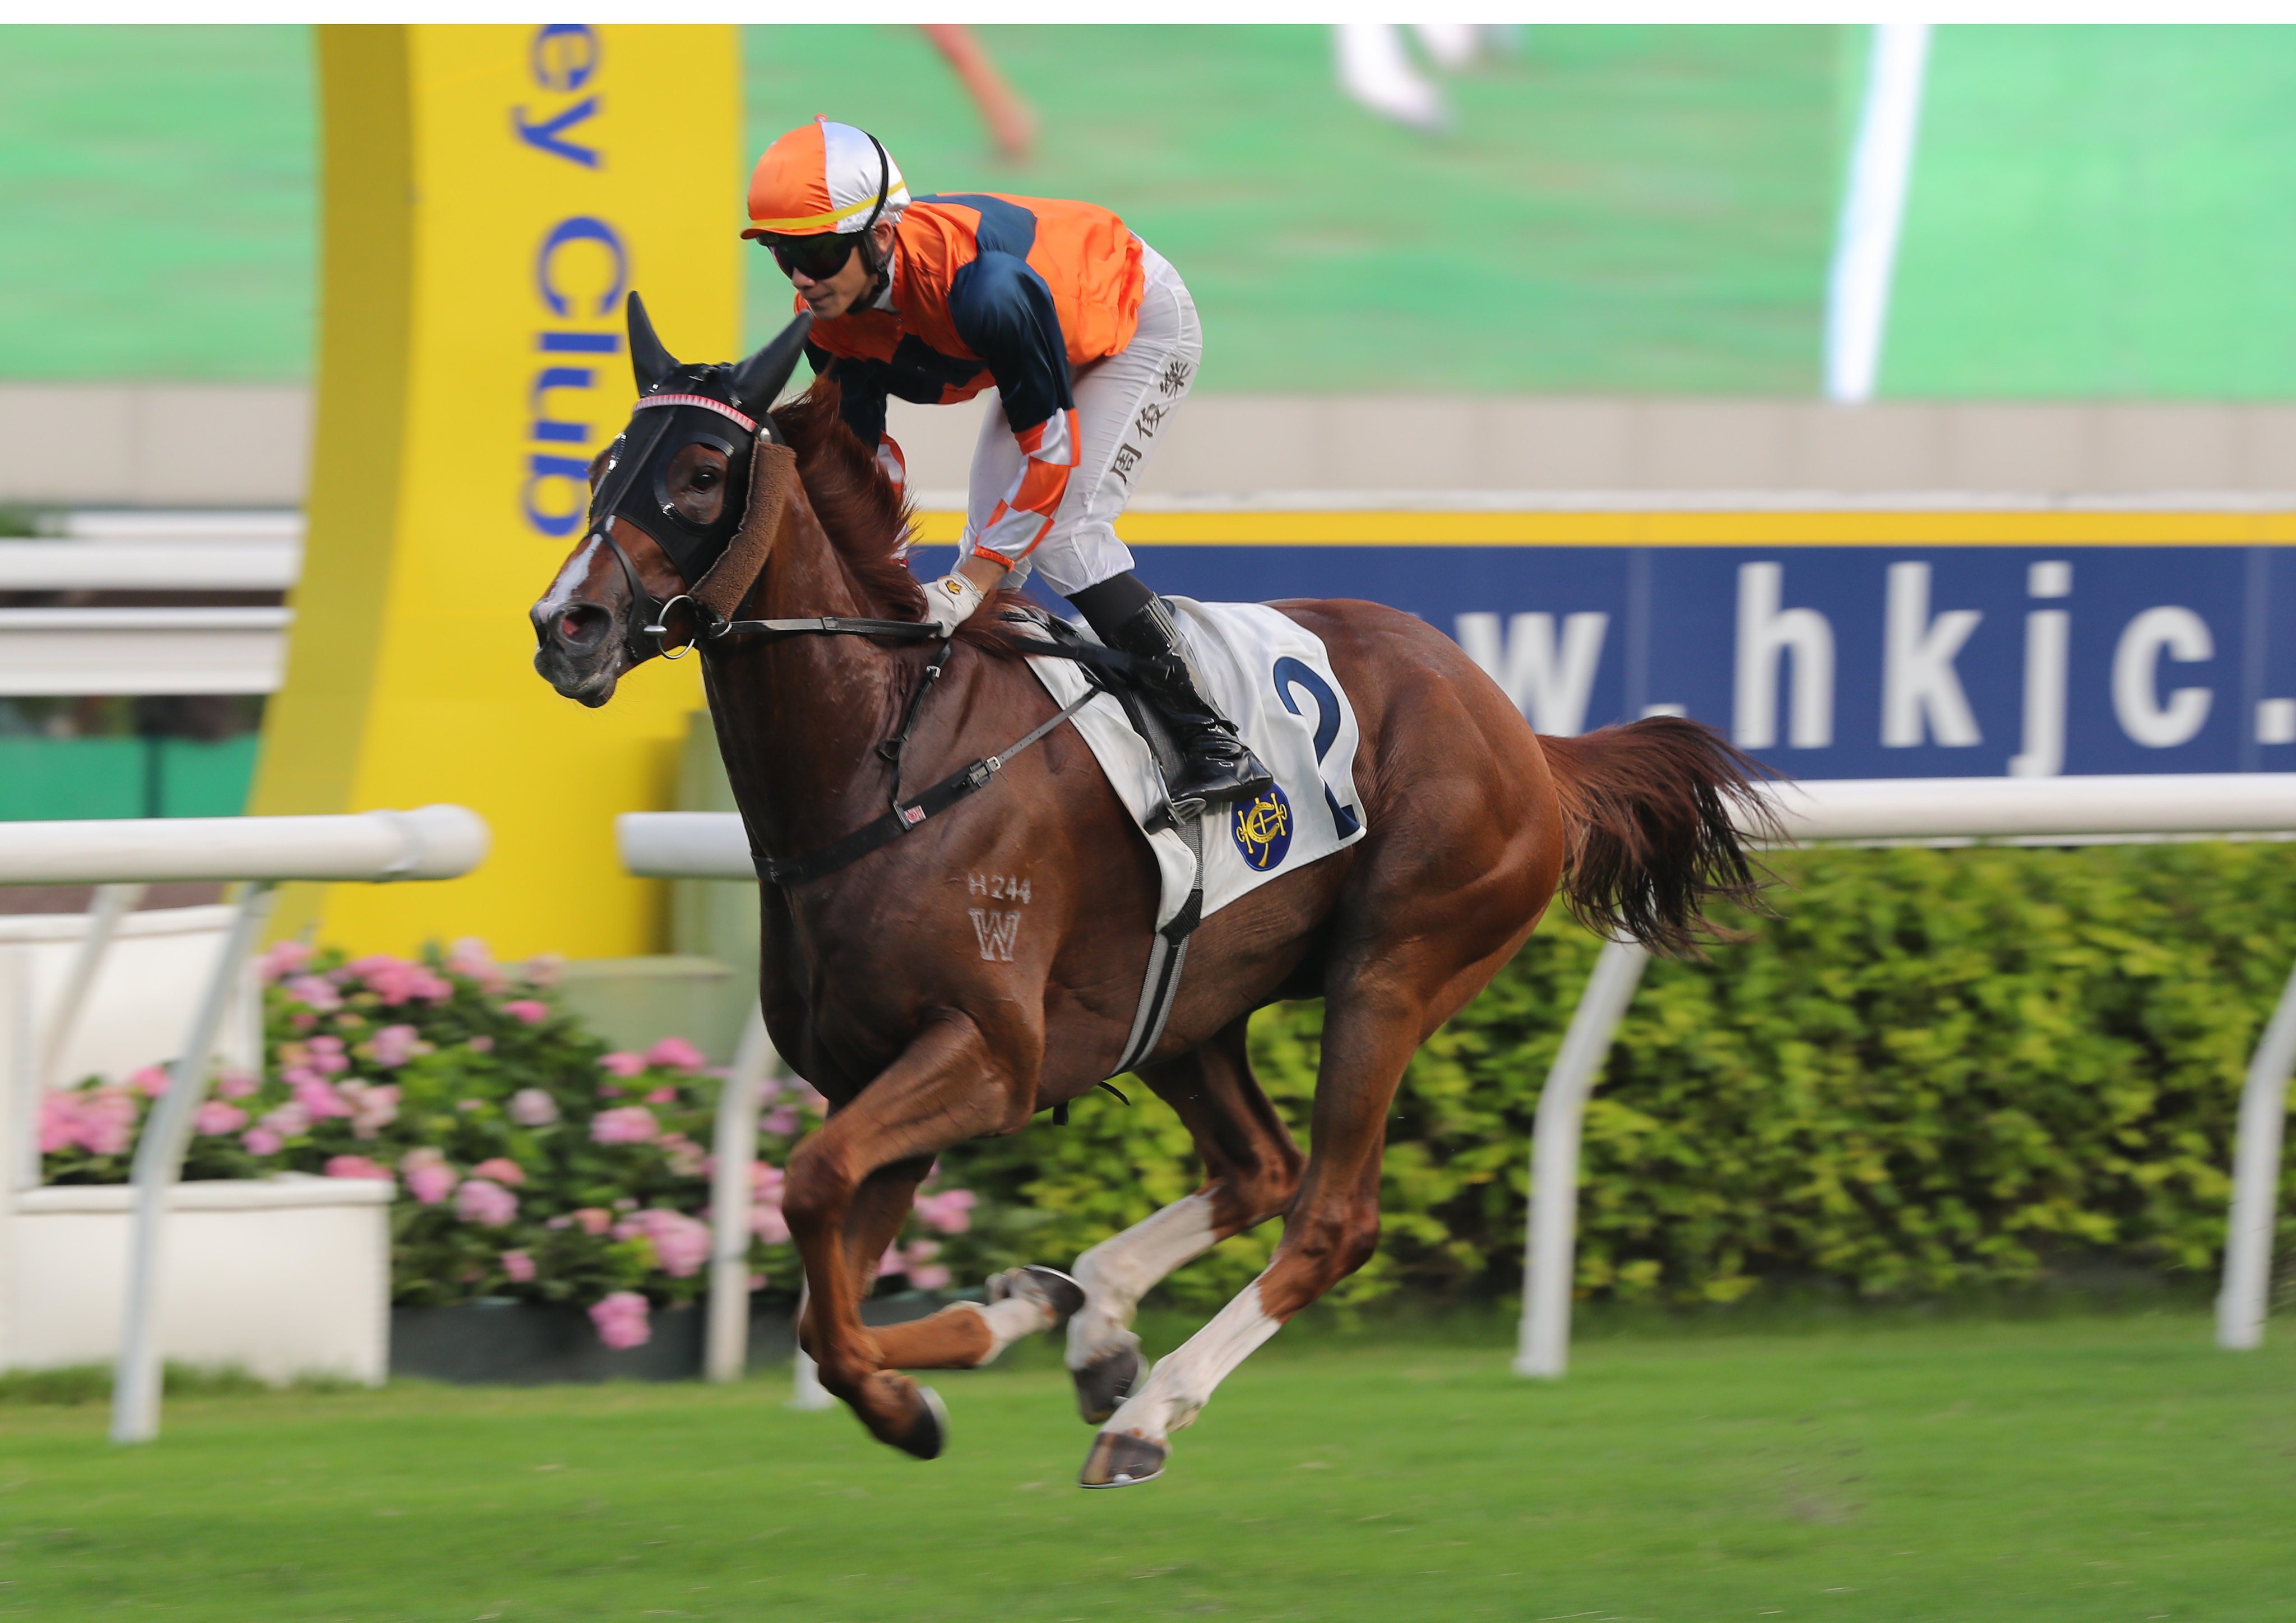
xmin=627 ymin=291 xmax=680 ymax=394
xmin=730 ymin=311 xmax=814 ymax=424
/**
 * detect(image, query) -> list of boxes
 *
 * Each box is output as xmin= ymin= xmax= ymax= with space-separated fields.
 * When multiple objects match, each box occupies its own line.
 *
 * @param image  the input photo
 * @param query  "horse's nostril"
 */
xmin=551 ymin=603 xmax=609 ymax=649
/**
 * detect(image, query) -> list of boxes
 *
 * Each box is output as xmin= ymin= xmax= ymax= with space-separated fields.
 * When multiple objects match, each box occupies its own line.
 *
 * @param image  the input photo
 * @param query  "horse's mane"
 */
xmin=769 ymin=381 xmax=927 ymax=621
xmin=770 ymin=381 xmax=1034 ymax=650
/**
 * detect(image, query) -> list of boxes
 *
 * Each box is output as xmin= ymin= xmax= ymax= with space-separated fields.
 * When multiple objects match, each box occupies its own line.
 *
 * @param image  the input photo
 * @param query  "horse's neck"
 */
xmin=706 ymin=491 xmax=911 ymax=862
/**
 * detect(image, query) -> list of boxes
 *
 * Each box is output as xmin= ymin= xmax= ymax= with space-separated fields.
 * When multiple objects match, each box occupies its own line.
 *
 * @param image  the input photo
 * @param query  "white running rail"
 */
xmin=615 ymin=813 xmax=815 ymax=1396
xmin=1516 ymin=774 xmax=2296 ymax=1378
xmin=0 ymin=806 xmax=488 ymax=1442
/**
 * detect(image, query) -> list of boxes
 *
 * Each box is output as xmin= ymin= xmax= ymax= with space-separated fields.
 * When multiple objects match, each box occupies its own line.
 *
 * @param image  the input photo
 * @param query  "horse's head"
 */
xmin=530 ymin=293 xmax=812 ymax=706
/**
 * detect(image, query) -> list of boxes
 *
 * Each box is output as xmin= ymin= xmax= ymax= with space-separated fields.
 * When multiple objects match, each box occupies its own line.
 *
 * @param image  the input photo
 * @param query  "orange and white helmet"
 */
xmin=742 ymin=117 xmax=910 ymax=241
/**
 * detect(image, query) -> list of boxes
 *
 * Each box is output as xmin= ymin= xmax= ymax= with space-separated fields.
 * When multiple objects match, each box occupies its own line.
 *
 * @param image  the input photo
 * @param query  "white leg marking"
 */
xmin=1099 ymin=1270 xmax=1282 ymax=1442
xmin=950 ymin=1293 xmax=1057 ymax=1363
xmin=1066 ymin=1191 xmax=1221 ymax=1371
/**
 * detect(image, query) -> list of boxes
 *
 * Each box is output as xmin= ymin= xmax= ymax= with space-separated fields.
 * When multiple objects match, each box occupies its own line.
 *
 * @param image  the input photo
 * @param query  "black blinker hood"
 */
xmin=585 ymin=293 xmax=813 ymax=590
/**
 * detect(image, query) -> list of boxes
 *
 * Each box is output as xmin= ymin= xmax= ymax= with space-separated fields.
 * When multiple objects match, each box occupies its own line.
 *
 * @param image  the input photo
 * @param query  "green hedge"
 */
xmin=941 ymin=841 xmax=2296 ymax=1310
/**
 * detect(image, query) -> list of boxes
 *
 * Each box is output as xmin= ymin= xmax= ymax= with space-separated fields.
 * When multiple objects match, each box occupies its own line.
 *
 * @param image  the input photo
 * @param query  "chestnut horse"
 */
xmin=532 ymin=303 xmax=1767 ymax=1488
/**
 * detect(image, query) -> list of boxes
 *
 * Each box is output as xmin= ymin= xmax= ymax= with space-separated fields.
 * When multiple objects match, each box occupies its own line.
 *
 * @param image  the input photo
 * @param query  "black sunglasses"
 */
xmin=763 ymin=233 xmax=859 ymax=282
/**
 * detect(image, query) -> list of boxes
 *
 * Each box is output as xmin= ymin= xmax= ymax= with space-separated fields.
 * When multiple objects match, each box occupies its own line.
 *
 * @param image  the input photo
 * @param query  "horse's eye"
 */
xmin=693 ymin=469 xmax=718 ymax=487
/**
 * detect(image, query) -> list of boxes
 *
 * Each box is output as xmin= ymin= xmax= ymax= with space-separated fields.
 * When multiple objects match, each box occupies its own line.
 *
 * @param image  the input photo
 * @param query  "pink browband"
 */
xmin=632 ymin=393 xmax=760 ymax=434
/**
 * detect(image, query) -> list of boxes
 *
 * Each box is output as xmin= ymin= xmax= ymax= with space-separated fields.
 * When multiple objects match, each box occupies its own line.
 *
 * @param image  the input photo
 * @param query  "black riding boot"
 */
xmin=1101 ymin=596 xmax=1275 ymax=816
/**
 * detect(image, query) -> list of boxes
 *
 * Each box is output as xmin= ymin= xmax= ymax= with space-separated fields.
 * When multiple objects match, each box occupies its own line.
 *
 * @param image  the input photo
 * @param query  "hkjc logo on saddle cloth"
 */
xmin=1231 ymin=783 xmax=1294 ymax=870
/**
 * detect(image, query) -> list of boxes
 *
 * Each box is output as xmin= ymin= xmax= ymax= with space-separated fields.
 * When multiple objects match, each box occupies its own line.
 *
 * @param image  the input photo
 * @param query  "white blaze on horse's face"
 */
xmin=529 ymin=530 xmax=634 ymax=708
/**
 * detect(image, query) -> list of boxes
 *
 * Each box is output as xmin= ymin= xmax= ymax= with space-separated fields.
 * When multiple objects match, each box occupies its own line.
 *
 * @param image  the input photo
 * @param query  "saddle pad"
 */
xmin=1025 ymin=597 xmax=1367 ymax=930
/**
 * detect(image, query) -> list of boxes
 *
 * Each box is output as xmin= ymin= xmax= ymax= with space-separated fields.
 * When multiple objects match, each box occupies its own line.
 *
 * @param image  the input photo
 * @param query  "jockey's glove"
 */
xmin=923 ymin=572 xmax=985 ymax=636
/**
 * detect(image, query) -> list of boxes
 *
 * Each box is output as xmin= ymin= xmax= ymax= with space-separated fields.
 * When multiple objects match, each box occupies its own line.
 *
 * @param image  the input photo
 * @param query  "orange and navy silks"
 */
xmin=971 ymin=408 xmax=1078 ymax=563
xmin=802 ymin=195 xmax=1143 ymax=553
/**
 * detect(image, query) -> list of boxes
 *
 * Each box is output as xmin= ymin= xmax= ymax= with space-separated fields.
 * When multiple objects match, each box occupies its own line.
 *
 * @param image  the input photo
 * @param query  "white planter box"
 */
xmin=3 ymin=1174 xmax=391 ymax=1384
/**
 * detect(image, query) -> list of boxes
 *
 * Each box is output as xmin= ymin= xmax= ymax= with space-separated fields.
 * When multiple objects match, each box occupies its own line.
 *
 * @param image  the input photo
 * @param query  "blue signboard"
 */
xmin=922 ymin=533 xmax=2296 ymax=781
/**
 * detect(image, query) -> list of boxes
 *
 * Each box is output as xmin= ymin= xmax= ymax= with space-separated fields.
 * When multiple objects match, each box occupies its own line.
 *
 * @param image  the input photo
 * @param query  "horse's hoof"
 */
xmin=1071 ymin=1345 xmax=1146 ymax=1425
xmin=890 ymin=1382 xmax=949 ymax=1460
xmin=988 ymin=1265 xmax=1086 ymax=1329
xmin=1078 ymin=1430 xmax=1168 ymax=1489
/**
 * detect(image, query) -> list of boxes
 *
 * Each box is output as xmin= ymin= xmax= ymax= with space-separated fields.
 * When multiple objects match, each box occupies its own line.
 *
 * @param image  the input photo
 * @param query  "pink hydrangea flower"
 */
xmin=126 ymin=1065 xmax=170 ymax=1098
xmin=305 ymin=1034 xmax=350 ymax=1075
xmin=644 ymin=1086 xmax=677 ymax=1106
xmin=589 ymin=1291 xmax=650 ymax=1351
xmin=644 ymin=1036 xmax=705 ymax=1073
xmin=349 ymin=954 xmax=453 ymax=1006
xmin=368 ymin=1024 xmax=424 ymax=1067
xmin=761 ymin=1105 xmax=800 ymax=1137
xmin=401 ymin=1148 xmax=457 ymax=1206
xmin=260 ymin=1101 xmax=311 ymax=1139
xmin=455 ymin=1177 xmax=518 ymax=1227
xmin=243 ymin=1127 xmax=283 ymax=1157
xmin=590 ymin=1106 xmax=658 ymax=1146
xmin=288 ymin=1070 xmax=352 ymax=1120
xmin=40 ymin=1087 xmax=138 ymax=1156
xmin=901 ymin=1240 xmax=951 ymax=1292
xmin=257 ymin=939 xmax=315 ymax=982
xmin=522 ymin=953 xmax=563 ymax=988
xmin=471 ymin=1157 xmax=525 ymax=1186
xmin=572 ymin=1207 xmax=613 ymax=1236
xmin=446 ymin=937 xmax=508 ymax=994
xmin=284 ymin=974 xmax=342 ymax=1012
xmin=876 ymin=1245 xmax=907 ymax=1279
xmin=658 ymin=1132 xmax=706 ymax=1178
xmin=911 ymin=1188 xmax=976 ymax=1236
xmin=501 ymin=999 xmax=549 ymax=1026
xmin=214 ymin=1069 xmax=259 ymax=1101
xmin=617 ymin=1208 xmax=711 ymax=1278
xmin=194 ymin=1101 xmax=247 ymax=1136
xmin=749 ymin=1203 xmax=790 ymax=1245
xmin=339 ymin=1080 xmax=400 ymax=1139
xmin=467 ymin=1035 xmax=494 ymax=1053
xmin=500 ymin=1249 xmax=536 ymax=1284
xmin=507 ymin=1088 xmax=558 ymax=1126
xmin=599 ymin=1052 xmax=647 ymax=1079
xmin=324 ymin=1154 xmax=391 ymax=1180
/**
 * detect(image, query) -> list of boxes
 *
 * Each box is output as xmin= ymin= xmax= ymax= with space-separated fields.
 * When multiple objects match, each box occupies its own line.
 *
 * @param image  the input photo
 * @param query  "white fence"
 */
xmin=0 ymin=806 xmax=487 ymax=1441
xmin=1519 ymin=774 xmax=2296 ymax=1378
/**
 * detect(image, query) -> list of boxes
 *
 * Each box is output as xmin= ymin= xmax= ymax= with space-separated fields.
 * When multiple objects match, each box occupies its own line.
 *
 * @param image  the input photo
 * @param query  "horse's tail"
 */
xmin=1534 ymin=716 xmax=1778 ymax=956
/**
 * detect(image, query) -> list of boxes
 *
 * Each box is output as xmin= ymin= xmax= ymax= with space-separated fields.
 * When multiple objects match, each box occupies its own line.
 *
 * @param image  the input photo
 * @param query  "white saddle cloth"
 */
xmin=1024 ymin=597 xmax=1368 ymax=930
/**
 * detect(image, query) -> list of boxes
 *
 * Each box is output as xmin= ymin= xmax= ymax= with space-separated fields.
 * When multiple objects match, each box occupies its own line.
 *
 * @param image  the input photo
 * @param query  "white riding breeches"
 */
xmin=962 ymin=239 xmax=1201 ymax=600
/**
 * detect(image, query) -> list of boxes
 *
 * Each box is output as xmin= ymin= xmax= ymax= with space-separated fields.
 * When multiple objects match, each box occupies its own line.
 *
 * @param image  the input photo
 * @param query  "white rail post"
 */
xmin=40 ymin=883 xmax=147 ymax=1101
xmin=1515 ymin=937 xmax=1650 ymax=1379
xmin=110 ymin=881 xmax=279 ymax=1444
xmin=0 ymin=944 xmax=31 ymax=1372
xmin=705 ymin=1002 xmax=774 ymax=1383
xmin=789 ymin=1279 xmax=834 ymax=1411
xmin=2218 ymin=952 xmax=2296 ymax=1351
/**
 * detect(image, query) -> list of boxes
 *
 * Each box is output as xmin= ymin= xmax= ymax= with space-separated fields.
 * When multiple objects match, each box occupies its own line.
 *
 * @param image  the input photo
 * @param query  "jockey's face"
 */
xmin=781 ymin=219 xmax=897 ymax=321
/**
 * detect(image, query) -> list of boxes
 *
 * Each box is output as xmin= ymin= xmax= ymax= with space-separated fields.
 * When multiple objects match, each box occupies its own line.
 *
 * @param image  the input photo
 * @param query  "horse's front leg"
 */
xmin=784 ymin=1012 xmax=1029 ymax=1458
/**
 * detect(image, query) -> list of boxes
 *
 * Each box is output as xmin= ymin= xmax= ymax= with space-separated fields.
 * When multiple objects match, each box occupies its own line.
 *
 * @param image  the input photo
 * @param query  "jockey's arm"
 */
xmin=950 ymin=252 xmax=1079 ymax=584
xmin=807 ymin=341 xmax=909 ymax=493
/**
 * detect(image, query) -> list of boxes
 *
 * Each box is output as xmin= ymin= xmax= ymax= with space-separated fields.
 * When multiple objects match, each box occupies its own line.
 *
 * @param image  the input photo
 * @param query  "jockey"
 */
xmin=742 ymin=117 xmax=1272 ymax=815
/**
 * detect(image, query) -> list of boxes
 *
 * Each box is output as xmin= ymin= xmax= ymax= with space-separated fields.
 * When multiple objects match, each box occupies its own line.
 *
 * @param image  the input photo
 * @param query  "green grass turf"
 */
xmin=1884 ymin=26 xmax=2296 ymax=400
xmin=1 ymin=1311 xmax=2289 ymax=1620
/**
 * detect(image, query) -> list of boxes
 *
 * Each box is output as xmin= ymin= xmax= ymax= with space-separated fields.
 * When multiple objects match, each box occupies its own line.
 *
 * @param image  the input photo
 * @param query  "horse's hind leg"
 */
xmin=1080 ymin=926 xmax=1528 ymax=1487
xmin=1066 ymin=1015 xmax=1303 ymax=1423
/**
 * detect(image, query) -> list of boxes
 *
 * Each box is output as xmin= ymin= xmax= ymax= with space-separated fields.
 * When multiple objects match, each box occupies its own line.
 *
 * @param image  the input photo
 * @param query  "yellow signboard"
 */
xmin=251 ymin=24 xmax=739 ymax=958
